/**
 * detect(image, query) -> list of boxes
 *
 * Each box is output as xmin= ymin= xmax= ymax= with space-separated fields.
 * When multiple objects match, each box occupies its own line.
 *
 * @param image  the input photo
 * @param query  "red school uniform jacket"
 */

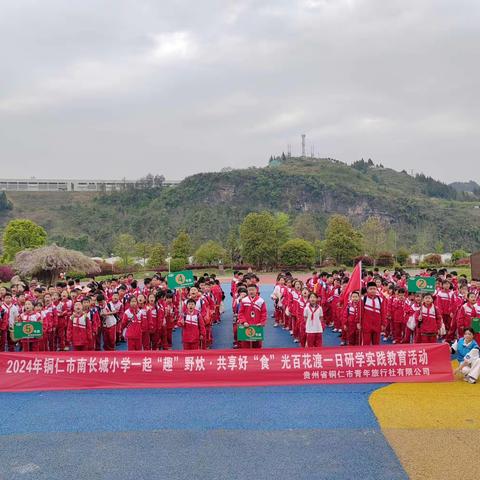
xmin=390 ymin=298 xmax=412 ymax=325
xmin=0 ymin=305 xmax=9 ymax=332
xmin=41 ymin=305 xmax=58 ymax=334
xmin=89 ymin=307 xmax=101 ymax=335
xmin=435 ymin=290 xmax=454 ymax=316
xmin=343 ymin=301 xmax=360 ymax=329
xmin=361 ymin=295 xmax=387 ymax=333
xmin=238 ymin=295 xmax=267 ymax=326
xmin=181 ymin=310 xmax=206 ymax=343
xmin=289 ymin=289 xmax=301 ymax=316
xmin=146 ymin=304 xmax=162 ymax=333
xmin=67 ymin=313 xmax=92 ymax=347
xmin=295 ymin=296 xmax=308 ymax=323
xmin=456 ymin=302 xmax=480 ymax=331
xmin=57 ymin=299 xmax=73 ymax=327
xmin=415 ymin=305 xmax=442 ymax=334
xmin=211 ymin=284 xmax=223 ymax=306
xmin=122 ymin=308 xmax=142 ymax=340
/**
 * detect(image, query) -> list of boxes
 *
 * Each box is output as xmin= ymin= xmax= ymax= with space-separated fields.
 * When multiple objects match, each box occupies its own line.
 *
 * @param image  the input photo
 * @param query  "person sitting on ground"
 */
xmin=451 ymin=328 xmax=479 ymax=384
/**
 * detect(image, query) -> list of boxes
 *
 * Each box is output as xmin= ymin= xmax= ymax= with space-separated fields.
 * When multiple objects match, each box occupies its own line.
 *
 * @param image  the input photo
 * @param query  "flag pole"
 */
xmin=358 ymin=261 xmax=363 ymax=346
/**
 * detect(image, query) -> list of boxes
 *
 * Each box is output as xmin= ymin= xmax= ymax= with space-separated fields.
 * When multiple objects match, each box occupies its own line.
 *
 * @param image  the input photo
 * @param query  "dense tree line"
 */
xmin=1 ymin=158 xmax=480 ymax=259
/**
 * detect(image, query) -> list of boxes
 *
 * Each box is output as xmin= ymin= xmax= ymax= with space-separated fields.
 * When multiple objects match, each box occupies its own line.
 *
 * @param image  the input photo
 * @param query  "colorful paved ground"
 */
xmin=0 ymin=284 xmax=478 ymax=480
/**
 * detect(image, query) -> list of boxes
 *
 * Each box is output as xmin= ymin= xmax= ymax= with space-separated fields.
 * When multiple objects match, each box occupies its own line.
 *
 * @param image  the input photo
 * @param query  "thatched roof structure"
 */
xmin=14 ymin=245 xmax=100 ymax=284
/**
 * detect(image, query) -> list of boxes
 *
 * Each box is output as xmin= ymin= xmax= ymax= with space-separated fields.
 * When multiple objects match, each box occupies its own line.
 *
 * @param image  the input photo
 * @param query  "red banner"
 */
xmin=0 ymin=344 xmax=453 ymax=392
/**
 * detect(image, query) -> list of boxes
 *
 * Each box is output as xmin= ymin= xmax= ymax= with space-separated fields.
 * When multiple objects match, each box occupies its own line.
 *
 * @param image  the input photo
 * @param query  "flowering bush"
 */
xmin=0 ymin=264 xmax=15 ymax=283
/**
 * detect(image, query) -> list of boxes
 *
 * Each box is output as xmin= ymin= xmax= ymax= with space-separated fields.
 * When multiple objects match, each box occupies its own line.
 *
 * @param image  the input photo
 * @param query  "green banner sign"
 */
xmin=13 ymin=321 xmax=43 ymax=340
xmin=472 ymin=318 xmax=480 ymax=334
xmin=407 ymin=276 xmax=436 ymax=294
xmin=167 ymin=270 xmax=195 ymax=289
xmin=237 ymin=325 xmax=264 ymax=342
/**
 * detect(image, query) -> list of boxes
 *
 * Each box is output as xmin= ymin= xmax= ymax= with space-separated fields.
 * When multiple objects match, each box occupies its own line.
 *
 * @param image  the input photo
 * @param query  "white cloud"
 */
xmin=0 ymin=0 xmax=478 ymax=182
xmin=148 ymin=31 xmax=197 ymax=62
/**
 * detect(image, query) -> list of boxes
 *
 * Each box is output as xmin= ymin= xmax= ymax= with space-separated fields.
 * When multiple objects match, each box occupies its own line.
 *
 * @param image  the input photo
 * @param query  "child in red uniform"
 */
xmin=271 ymin=275 xmax=286 ymax=328
xmin=285 ymin=278 xmax=295 ymax=333
xmin=289 ymin=280 xmax=303 ymax=343
xmin=144 ymin=293 xmax=159 ymax=350
xmin=17 ymin=300 xmax=43 ymax=352
xmin=41 ymin=294 xmax=57 ymax=351
xmin=456 ymin=293 xmax=480 ymax=342
xmin=435 ymin=280 xmax=454 ymax=339
xmin=0 ymin=303 xmax=8 ymax=352
xmin=361 ymin=283 xmax=387 ymax=345
xmin=390 ymin=288 xmax=409 ymax=344
xmin=296 ymin=287 xmax=310 ymax=347
xmin=304 ymin=292 xmax=324 ymax=348
xmin=331 ymin=278 xmax=343 ymax=333
xmin=343 ymin=291 xmax=361 ymax=346
xmin=201 ymin=281 xmax=216 ymax=348
xmin=1 ymin=292 xmax=19 ymax=352
xmin=415 ymin=294 xmax=442 ymax=343
xmin=97 ymin=294 xmax=117 ymax=351
xmin=163 ymin=291 xmax=176 ymax=350
xmin=232 ymin=286 xmax=248 ymax=348
xmin=56 ymin=290 xmax=72 ymax=351
xmin=67 ymin=301 xmax=92 ymax=351
xmin=122 ymin=297 xmax=143 ymax=351
xmin=238 ymin=284 xmax=267 ymax=349
xmin=82 ymin=297 xmax=100 ymax=350
xmin=178 ymin=298 xmax=205 ymax=350
xmin=404 ymin=293 xmax=422 ymax=344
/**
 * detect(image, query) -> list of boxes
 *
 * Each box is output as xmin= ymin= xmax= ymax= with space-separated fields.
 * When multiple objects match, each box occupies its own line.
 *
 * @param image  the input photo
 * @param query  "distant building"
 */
xmin=0 ymin=178 xmax=180 ymax=192
xmin=409 ymin=253 xmax=453 ymax=265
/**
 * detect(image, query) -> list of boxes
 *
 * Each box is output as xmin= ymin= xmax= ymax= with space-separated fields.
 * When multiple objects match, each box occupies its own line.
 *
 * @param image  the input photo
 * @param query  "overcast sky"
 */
xmin=0 ymin=0 xmax=479 ymax=183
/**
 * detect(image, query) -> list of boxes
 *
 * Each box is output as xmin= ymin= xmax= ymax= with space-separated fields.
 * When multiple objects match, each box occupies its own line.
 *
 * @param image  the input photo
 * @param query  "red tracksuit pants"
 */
xmin=142 ymin=331 xmax=159 ymax=350
xmin=163 ymin=327 xmax=173 ymax=349
xmin=56 ymin=323 xmax=67 ymax=350
xmin=239 ymin=341 xmax=262 ymax=349
xmin=102 ymin=326 xmax=117 ymax=351
xmin=0 ymin=330 xmax=8 ymax=352
xmin=127 ymin=337 xmax=142 ymax=350
xmin=306 ymin=333 xmax=322 ymax=348
xmin=419 ymin=334 xmax=437 ymax=343
xmin=393 ymin=322 xmax=405 ymax=343
xmin=345 ymin=324 xmax=359 ymax=346
xmin=362 ymin=331 xmax=381 ymax=345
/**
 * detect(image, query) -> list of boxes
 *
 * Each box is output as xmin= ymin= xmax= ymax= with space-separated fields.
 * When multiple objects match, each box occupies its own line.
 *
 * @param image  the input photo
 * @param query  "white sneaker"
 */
xmin=293 ymin=339 xmax=299 ymax=343
xmin=468 ymin=376 xmax=477 ymax=384
xmin=273 ymin=323 xmax=279 ymax=328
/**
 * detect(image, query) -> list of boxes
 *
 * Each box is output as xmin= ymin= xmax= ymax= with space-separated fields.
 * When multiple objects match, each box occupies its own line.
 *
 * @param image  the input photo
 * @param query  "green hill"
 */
xmin=1 ymin=158 xmax=480 ymax=256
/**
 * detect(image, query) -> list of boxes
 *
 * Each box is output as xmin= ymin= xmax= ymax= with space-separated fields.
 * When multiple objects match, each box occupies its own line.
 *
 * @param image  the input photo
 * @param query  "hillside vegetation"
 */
xmin=1 ymin=158 xmax=479 ymax=256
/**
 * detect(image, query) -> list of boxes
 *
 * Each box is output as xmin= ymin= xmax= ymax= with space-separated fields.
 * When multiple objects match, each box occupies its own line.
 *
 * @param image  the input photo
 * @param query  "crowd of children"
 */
xmin=2 ymin=266 xmax=480 ymax=383
xmin=0 ymin=273 xmax=226 ymax=353
xmin=266 ymin=267 xmax=480 ymax=383
xmin=269 ymin=267 xmax=480 ymax=346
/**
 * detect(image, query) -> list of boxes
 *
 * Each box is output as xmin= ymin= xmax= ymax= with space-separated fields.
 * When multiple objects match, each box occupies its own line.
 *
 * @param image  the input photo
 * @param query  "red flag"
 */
xmin=341 ymin=261 xmax=362 ymax=302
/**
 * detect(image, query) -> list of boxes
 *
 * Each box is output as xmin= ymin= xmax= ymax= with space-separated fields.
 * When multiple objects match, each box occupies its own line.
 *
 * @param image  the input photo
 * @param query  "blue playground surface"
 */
xmin=0 ymin=284 xmax=407 ymax=480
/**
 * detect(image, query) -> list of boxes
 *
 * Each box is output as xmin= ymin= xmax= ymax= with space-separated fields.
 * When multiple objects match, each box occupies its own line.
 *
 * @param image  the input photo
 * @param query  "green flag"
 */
xmin=167 ymin=270 xmax=195 ymax=289
xmin=237 ymin=325 xmax=264 ymax=342
xmin=13 ymin=321 xmax=43 ymax=340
